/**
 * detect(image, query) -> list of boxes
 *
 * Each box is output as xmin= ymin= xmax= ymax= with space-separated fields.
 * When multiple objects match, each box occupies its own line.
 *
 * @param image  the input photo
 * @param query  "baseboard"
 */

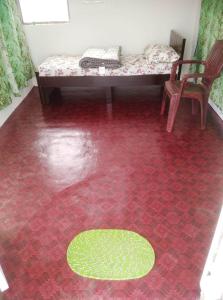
xmin=33 ymin=76 xmax=37 ymax=86
xmin=0 ymin=78 xmax=35 ymax=127
xmin=208 ymin=99 xmax=223 ymax=133
xmin=209 ymin=99 xmax=223 ymax=120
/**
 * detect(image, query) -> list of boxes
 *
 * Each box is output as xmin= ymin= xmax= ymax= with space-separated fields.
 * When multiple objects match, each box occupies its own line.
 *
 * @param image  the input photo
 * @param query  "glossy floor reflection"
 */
xmin=0 ymin=87 xmax=223 ymax=300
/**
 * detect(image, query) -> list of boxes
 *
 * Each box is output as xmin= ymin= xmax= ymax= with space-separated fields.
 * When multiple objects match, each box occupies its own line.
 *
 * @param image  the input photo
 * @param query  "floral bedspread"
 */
xmin=38 ymin=55 xmax=173 ymax=77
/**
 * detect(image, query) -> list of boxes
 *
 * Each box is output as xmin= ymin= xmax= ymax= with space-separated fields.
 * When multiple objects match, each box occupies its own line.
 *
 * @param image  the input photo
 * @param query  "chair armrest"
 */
xmin=170 ymin=60 xmax=206 ymax=81
xmin=176 ymin=60 xmax=206 ymax=66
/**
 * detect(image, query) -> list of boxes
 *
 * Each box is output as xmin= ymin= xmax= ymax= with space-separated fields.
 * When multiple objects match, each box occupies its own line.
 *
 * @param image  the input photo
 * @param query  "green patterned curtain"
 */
xmin=0 ymin=49 xmax=12 ymax=107
xmin=0 ymin=0 xmax=34 ymax=109
xmin=194 ymin=0 xmax=223 ymax=113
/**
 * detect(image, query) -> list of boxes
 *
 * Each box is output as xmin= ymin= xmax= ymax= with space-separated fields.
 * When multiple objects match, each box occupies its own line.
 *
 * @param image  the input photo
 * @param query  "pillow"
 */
xmin=144 ymin=44 xmax=180 ymax=63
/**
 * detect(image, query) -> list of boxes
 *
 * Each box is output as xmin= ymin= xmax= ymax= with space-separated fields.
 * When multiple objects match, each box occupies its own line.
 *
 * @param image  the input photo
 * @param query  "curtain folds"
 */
xmin=0 ymin=0 xmax=34 ymax=109
xmin=194 ymin=0 xmax=223 ymax=113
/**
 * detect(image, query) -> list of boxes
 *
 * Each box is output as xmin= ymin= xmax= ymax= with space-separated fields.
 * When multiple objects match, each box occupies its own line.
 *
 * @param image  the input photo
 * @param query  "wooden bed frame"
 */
xmin=36 ymin=30 xmax=186 ymax=105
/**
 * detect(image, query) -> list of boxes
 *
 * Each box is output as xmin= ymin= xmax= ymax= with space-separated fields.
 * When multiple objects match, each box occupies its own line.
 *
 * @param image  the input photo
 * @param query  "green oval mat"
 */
xmin=67 ymin=229 xmax=155 ymax=280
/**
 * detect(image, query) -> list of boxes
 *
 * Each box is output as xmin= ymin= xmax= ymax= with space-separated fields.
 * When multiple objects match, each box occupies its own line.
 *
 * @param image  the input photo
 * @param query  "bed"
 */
xmin=36 ymin=31 xmax=186 ymax=105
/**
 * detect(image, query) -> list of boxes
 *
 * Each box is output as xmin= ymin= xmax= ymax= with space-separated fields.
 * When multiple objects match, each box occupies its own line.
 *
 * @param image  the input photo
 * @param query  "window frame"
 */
xmin=17 ymin=0 xmax=70 ymax=25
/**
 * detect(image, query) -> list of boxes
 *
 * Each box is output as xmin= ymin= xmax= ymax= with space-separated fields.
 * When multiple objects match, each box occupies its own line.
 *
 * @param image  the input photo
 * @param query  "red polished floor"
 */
xmin=0 ymin=87 xmax=223 ymax=300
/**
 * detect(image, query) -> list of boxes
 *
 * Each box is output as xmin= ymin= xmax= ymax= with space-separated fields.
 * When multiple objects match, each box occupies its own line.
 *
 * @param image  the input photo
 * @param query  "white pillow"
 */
xmin=144 ymin=44 xmax=180 ymax=63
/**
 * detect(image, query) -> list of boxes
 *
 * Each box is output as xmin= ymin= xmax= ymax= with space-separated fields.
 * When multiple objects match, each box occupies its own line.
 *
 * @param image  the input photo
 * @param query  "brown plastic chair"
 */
xmin=161 ymin=40 xmax=223 ymax=132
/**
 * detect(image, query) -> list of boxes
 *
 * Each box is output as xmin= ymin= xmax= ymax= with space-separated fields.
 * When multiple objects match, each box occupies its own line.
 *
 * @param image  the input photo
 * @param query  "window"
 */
xmin=18 ymin=0 xmax=69 ymax=24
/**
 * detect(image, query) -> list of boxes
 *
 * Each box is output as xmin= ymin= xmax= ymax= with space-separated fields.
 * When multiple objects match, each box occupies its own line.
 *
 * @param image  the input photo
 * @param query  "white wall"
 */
xmin=24 ymin=0 xmax=202 ymax=66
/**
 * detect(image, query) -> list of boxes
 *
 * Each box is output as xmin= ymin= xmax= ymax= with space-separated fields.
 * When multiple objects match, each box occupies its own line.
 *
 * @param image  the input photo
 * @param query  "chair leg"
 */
xmin=200 ymin=98 xmax=209 ymax=130
xmin=160 ymin=87 xmax=168 ymax=115
xmin=166 ymin=95 xmax=181 ymax=133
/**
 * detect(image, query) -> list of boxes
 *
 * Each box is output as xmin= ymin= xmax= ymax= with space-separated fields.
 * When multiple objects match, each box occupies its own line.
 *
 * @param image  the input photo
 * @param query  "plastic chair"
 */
xmin=161 ymin=40 xmax=223 ymax=132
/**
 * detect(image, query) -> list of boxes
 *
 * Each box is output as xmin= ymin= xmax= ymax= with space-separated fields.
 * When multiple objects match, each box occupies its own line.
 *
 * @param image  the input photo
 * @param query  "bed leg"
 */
xmin=105 ymin=87 xmax=113 ymax=120
xmin=35 ymin=72 xmax=49 ymax=105
xmin=39 ymin=86 xmax=49 ymax=105
xmin=54 ymin=88 xmax=62 ymax=98
xmin=39 ymin=87 xmax=50 ymax=105
xmin=106 ymin=87 xmax=113 ymax=104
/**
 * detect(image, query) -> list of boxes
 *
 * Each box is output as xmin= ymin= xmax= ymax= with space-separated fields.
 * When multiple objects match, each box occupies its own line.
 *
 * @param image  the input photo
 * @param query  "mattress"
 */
xmin=38 ymin=55 xmax=173 ymax=77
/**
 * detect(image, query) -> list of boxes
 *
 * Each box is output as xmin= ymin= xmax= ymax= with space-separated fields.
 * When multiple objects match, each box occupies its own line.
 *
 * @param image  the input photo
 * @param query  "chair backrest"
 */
xmin=203 ymin=40 xmax=223 ymax=89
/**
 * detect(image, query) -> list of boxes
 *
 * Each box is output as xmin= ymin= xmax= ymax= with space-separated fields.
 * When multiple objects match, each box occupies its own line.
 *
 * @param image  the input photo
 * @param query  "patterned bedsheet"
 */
xmin=38 ymin=55 xmax=173 ymax=77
